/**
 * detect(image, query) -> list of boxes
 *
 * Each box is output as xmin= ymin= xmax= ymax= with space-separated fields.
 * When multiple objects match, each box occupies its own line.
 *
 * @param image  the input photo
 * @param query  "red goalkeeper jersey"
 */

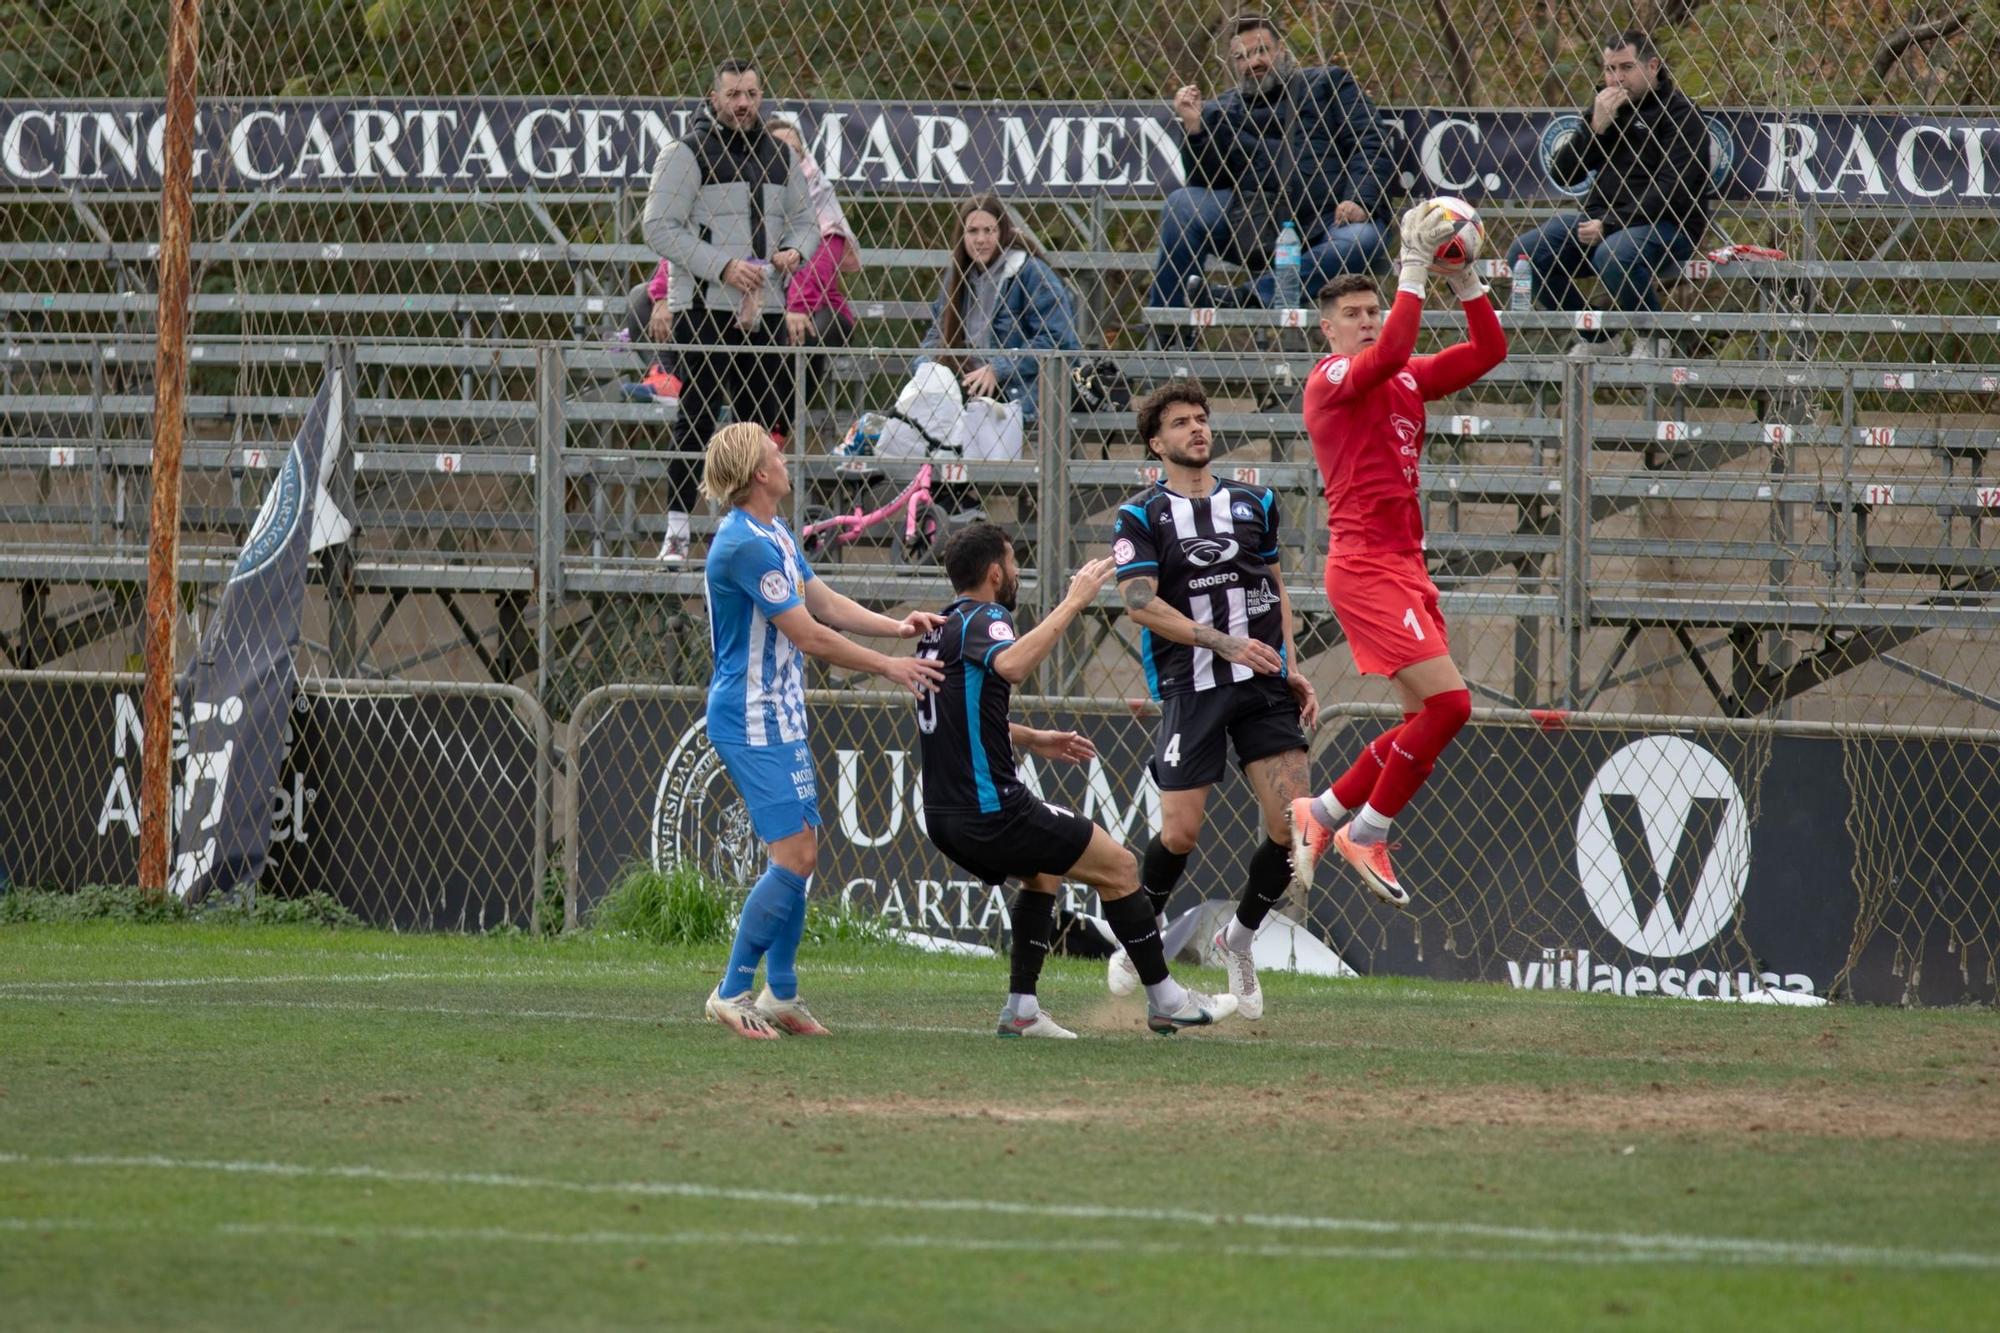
xmin=1303 ymin=290 xmax=1507 ymax=556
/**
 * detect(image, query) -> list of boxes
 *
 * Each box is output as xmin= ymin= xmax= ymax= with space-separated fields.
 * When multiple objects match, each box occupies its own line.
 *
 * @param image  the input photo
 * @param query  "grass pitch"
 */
xmin=2 ymin=922 xmax=1996 ymax=1331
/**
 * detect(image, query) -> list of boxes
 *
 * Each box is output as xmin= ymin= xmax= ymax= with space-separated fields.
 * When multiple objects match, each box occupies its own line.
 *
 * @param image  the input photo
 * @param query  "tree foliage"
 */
xmin=3 ymin=1 xmax=1996 ymax=106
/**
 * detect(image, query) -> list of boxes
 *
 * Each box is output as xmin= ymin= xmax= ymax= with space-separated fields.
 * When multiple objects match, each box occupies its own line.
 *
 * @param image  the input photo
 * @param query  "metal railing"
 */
xmin=1 ymin=334 xmax=1996 ymax=725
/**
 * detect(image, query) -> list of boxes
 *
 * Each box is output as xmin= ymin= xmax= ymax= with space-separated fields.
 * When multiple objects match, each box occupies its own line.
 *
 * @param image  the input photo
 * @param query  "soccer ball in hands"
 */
xmin=1425 ymin=196 xmax=1484 ymax=273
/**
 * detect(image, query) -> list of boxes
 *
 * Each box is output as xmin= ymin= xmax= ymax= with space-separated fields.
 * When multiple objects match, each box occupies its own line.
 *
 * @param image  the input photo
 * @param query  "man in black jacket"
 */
xmin=1147 ymin=15 xmax=1394 ymax=316
xmin=1515 ymin=29 xmax=1714 ymax=357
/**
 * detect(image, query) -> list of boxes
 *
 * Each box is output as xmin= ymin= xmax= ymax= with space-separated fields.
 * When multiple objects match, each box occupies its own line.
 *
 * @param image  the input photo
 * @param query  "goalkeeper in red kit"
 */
xmin=1289 ymin=201 xmax=1508 ymax=907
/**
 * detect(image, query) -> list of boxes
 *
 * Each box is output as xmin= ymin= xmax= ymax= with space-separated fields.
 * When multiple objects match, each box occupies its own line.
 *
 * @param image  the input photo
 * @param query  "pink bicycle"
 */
xmin=799 ymin=460 xmax=948 ymax=566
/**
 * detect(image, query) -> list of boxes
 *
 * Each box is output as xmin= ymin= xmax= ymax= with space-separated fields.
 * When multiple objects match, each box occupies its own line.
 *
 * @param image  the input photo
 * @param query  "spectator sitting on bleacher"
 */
xmin=1147 ymin=12 xmax=1393 ymax=335
xmin=643 ymin=56 xmax=820 ymax=561
xmin=626 ymin=117 xmax=860 ymax=406
xmin=916 ymin=192 xmax=1080 ymax=422
xmin=1512 ymin=28 xmax=1714 ymax=358
xmin=621 ymin=259 xmax=679 ymax=401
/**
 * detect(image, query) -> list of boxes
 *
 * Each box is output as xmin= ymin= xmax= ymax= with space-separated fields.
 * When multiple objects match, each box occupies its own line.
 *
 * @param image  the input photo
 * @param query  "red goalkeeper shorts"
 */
xmin=1325 ymin=550 xmax=1452 ymax=678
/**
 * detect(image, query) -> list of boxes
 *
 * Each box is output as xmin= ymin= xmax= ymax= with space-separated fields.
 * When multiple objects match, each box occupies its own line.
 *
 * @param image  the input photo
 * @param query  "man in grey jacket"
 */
xmin=643 ymin=58 xmax=820 ymax=560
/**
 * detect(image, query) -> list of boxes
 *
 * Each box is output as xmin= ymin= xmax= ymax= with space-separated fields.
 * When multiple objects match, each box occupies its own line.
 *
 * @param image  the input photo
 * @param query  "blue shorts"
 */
xmin=712 ymin=734 xmax=821 ymax=844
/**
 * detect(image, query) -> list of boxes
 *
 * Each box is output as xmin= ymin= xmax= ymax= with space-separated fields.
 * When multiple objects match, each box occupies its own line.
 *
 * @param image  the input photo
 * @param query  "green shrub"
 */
xmin=803 ymin=892 xmax=897 ymax=948
xmin=588 ymin=862 xmax=739 ymax=947
xmin=0 ymin=883 xmax=360 ymax=928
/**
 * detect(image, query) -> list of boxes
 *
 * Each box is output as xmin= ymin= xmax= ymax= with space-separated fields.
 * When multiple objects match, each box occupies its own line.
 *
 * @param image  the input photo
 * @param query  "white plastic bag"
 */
xmin=873 ymin=362 xmax=962 ymax=458
xmin=952 ymin=396 xmax=1024 ymax=461
xmin=872 ymin=362 xmax=1022 ymax=461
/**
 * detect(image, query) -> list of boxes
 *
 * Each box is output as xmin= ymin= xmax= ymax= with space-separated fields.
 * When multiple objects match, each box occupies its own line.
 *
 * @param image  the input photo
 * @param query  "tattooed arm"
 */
xmin=1117 ymin=575 xmax=1284 ymax=674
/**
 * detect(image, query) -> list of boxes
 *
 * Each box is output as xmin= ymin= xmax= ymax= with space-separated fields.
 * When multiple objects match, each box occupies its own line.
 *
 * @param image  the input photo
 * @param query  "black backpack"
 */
xmin=1069 ymin=357 xmax=1131 ymax=414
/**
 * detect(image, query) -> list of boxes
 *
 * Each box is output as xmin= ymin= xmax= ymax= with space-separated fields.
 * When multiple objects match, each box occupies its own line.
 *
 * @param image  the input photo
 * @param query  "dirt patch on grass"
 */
xmin=796 ymin=1096 xmax=1100 ymax=1124
xmin=1267 ymin=1079 xmax=2000 ymax=1144
xmin=785 ymin=1075 xmax=1999 ymax=1143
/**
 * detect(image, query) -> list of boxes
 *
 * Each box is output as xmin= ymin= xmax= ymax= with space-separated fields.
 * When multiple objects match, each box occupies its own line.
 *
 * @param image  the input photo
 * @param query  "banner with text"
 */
xmin=0 ymin=676 xmax=538 ymax=930
xmin=3 ymin=100 xmax=1995 ymax=208
xmin=572 ymin=693 xmax=1996 ymax=1005
xmin=170 ymin=368 xmax=342 ymax=903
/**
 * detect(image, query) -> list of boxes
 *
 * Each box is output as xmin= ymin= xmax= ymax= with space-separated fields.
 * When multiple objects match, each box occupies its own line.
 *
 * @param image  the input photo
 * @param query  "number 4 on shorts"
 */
xmin=1403 ymin=607 xmax=1426 ymax=641
xmin=1163 ymin=732 xmax=1182 ymax=766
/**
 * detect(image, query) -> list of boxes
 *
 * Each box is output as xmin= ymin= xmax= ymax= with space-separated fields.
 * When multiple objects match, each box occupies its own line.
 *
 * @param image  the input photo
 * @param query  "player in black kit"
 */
xmin=914 ymin=522 xmax=1240 ymax=1038
xmin=1108 ymin=381 xmax=1320 ymax=1022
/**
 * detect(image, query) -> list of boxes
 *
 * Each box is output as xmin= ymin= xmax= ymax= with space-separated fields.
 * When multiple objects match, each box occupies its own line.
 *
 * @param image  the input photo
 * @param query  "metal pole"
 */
xmin=1560 ymin=350 xmax=1593 ymax=709
xmin=535 ymin=343 xmax=566 ymax=710
xmin=138 ymin=0 xmax=204 ymax=897
xmin=1037 ymin=352 xmax=1070 ymax=688
xmin=325 ymin=342 xmax=359 ymax=675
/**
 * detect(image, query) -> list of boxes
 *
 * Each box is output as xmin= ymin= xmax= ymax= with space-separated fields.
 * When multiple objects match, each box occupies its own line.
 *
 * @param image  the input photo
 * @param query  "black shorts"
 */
xmin=1149 ymin=675 xmax=1308 ymax=791
xmin=926 ymin=794 xmax=1097 ymax=887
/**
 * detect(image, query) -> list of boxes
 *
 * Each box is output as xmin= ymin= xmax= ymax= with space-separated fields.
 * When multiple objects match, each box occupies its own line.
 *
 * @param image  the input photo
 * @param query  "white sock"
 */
xmin=1223 ymin=919 xmax=1255 ymax=953
xmin=1144 ymin=977 xmax=1189 ymax=1011
xmin=1311 ymin=792 xmax=1350 ymax=830
xmin=1008 ymin=992 xmax=1038 ymax=1019
xmin=1350 ymin=802 xmax=1394 ymax=846
xmin=660 ymin=510 xmax=691 ymax=559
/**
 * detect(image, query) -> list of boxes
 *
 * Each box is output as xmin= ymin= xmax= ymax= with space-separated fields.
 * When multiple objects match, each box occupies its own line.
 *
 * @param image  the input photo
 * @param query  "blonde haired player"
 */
xmin=1289 ymin=201 xmax=1508 ymax=906
xmin=697 ymin=423 xmax=943 ymax=1038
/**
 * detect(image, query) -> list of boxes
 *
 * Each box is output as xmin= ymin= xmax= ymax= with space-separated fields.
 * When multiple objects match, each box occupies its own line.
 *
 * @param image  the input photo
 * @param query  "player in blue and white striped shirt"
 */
xmin=697 ymin=424 xmax=943 ymax=1039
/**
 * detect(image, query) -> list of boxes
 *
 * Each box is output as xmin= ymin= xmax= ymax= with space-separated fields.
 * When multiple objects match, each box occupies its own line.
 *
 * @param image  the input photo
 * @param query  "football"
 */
xmin=1427 ymin=195 xmax=1485 ymax=273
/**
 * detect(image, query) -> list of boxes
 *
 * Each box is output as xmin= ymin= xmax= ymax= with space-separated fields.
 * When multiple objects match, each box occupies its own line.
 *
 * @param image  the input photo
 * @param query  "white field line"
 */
xmin=0 ymin=1214 xmax=1828 ymax=1269
xmin=0 ymin=970 xmax=529 ymax=991
xmin=0 ymin=991 xmax=984 ymax=1035
xmin=0 ymin=986 xmax=1832 ymax=1069
xmin=0 ymin=1152 xmax=1992 ymax=1273
xmin=0 ymin=960 xmax=903 ymax=992
xmin=0 ymin=942 xmax=1383 ymax=1002
xmin=0 ymin=984 xmax=1736 ymax=1072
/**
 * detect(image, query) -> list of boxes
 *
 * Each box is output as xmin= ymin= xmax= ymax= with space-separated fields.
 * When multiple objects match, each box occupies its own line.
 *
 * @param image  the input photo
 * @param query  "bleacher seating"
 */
xmin=2 ymin=185 xmax=1996 ymax=713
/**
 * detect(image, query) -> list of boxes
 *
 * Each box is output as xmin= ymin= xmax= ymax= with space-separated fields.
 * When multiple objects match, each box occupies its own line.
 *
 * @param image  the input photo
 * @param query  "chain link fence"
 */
xmin=1 ymin=337 xmax=1992 ymax=1000
xmin=1 ymin=3 xmax=1996 ymax=352
xmin=0 ymin=6 xmax=1995 ymax=998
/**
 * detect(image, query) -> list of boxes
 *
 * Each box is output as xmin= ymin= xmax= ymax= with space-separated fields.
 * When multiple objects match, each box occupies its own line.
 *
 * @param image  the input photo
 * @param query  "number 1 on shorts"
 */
xmin=1403 ymin=607 xmax=1426 ymax=641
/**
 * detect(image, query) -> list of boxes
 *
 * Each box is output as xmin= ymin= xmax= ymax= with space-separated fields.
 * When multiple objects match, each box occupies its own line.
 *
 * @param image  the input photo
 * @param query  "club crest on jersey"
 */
xmin=1231 ymin=500 xmax=1258 ymax=523
xmin=1323 ymin=358 xmax=1350 ymax=385
xmin=1112 ymin=537 xmax=1136 ymax=564
xmin=1181 ymin=537 xmax=1239 ymax=567
xmin=758 ymin=570 xmax=790 ymax=602
xmin=988 ymin=620 xmax=1015 ymax=642
xmin=1397 ymin=370 xmax=1418 ymax=390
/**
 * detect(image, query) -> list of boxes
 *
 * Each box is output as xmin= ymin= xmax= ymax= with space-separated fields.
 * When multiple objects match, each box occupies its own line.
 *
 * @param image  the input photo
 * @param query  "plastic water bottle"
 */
xmin=1273 ymin=220 xmax=1303 ymax=310
xmin=1510 ymin=256 xmax=1534 ymax=312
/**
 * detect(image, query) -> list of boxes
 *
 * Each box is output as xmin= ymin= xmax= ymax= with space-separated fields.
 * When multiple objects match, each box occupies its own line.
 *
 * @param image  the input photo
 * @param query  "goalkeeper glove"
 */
xmin=1446 ymin=264 xmax=1490 ymax=304
xmin=1397 ymin=202 xmax=1455 ymax=296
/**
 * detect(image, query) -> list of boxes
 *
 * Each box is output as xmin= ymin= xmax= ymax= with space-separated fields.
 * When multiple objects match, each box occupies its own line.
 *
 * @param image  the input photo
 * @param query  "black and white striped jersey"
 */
xmin=1112 ymin=478 xmax=1286 ymax=700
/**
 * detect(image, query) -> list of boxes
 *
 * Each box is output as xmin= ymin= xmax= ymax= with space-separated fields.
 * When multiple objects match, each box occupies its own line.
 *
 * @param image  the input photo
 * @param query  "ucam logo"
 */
xmin=1575 ymin=735 xmax=1748 ymax=956
xmin=232 ymin=446 xmax=306 ymax=584
xmin=1181 ymin=537 xmax=1238 ymax=567
xmin=652 ymin=719 xmax=762 ymax=890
